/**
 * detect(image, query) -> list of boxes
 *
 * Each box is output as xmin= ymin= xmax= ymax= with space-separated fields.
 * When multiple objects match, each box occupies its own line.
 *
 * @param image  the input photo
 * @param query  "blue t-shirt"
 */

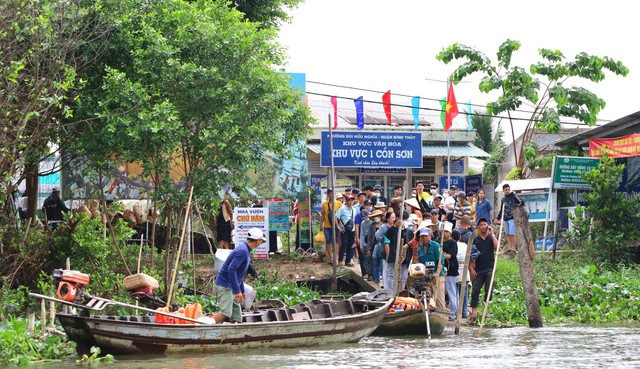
xmin=475 ymin=199 xmax=493 ymax=223
xmin=336 ymin=206 xmax=355 ymax=227
xmin=215 ymin=242 xmax=251 ymax=294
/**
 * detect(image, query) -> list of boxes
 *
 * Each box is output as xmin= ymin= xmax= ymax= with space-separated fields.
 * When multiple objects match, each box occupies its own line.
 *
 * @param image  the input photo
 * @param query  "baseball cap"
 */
xmin=373 ymin=184 xmax=382 ymax=190
xmin=247 ymin=228 xmax=267 ymax=242
xmin=477 ymin=217 xmax=489 ymax=225
xmin=450 ymin=185 xmax=457 ymax=190
xmin=326 ymin=188 xmax=333 ymax=193
xmin=420 ymin=228 xmax=432 ymax=236
xmin=52 ymin=187 xmax=60 ymax=192
xmin=457 ymin=191 xmax=466 ymax=198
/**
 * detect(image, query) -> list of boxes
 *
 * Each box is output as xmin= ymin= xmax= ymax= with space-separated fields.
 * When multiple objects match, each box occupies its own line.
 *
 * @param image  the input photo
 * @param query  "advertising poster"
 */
xmin=233 ymin=207 xmax=269 ymax=259
xmin=268 ymin=200 xmax=290 ymax=231
xmin=297 ymin=193 xmax=311 ymax=245
xmin=518 ymin=191 xmax=557 ymax=222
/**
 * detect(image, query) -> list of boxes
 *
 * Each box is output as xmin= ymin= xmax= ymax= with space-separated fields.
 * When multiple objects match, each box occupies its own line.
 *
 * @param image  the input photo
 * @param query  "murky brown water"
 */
xmin=30 ymin=325 xmax=640 ymax=368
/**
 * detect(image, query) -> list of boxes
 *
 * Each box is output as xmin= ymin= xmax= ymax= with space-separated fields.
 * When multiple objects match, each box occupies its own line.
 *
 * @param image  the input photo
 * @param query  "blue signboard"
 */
xmin=321 ymin=131 xmax=422 ymax=168
xmin=439 ymin=175 xmax=465 ymax=191
xmin=443 ymin=159 xmax=464 ymax=174
xmin=465 ymin=174 xmax=483 ymax=194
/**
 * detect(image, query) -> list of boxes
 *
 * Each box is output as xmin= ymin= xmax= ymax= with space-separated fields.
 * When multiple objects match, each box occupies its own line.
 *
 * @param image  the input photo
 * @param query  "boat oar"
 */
xmin=29 ymin=292 xmax=210 ymax=325
xmin=455 ymin=233 xmax=475 ymax=335
xmin=477 ymin=204 xmax=505 ymax=337
xmin=423 ymin=295 xmax=431 ymax=339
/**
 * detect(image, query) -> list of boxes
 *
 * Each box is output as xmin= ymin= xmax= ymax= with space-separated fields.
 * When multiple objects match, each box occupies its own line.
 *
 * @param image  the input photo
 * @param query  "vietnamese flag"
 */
xmin=382 ymin=90 xmax=392 ymax=125
xmin=444 ymin=82 xmax=458 ymax=132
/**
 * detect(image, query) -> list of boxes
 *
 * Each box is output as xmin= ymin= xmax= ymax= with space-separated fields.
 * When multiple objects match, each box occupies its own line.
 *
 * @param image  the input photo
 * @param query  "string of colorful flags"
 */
xmin=330 ymin=82 xmax=468 ymax=132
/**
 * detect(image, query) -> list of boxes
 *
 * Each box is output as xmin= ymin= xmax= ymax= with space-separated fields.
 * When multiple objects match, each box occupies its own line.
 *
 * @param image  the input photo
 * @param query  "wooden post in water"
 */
xmin=513 ymin=206 xmax=543 ymax=328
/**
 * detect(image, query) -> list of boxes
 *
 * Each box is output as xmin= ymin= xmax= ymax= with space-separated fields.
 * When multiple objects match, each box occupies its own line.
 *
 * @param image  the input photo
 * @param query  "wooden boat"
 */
xmin=373 ymin=307 xmax=449 ymax=336
xmin=350 ymin=290 xmax=448 ymax=337
xmin=41 ymin=295 xmax=392 ymax=355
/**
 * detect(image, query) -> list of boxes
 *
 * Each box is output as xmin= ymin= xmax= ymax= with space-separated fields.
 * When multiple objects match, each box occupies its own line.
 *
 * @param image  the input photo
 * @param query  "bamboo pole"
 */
xmin=433 ymin=223 xmax=447 ymax=309
xmin=41 ymin=299 xmax=46 ymax=334
xmin=392 ymin=181 xmax=407 ymax=295
xmin=455 ymin=232 xmax=475 ymax=334
xmin=478 ymin=204 xmax=505 ymax=337
xmin=166 ymin=187 xmax=194 ymax=307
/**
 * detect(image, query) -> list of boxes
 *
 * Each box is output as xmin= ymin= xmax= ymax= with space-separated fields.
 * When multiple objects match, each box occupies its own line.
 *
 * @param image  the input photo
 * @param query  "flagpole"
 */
xmin=328 ymin=113 xmax=337 ymax=290
xmin=446 ymin=79 xmax=451 ymax=189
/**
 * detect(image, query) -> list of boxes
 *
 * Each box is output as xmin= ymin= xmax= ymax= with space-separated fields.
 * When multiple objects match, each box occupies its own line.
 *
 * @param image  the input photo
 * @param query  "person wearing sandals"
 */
xmin=468 ymin=217 xmax=499 ymax=324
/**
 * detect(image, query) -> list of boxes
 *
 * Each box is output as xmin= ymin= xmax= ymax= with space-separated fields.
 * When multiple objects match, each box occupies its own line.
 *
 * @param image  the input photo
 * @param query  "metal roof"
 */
xmin=421 ymin=143 xmax=490 ymax=158
xmin=555 ymin=111 xmax=640 ymax=147
xmin=307 ymin=142 xmax=490 ymax=158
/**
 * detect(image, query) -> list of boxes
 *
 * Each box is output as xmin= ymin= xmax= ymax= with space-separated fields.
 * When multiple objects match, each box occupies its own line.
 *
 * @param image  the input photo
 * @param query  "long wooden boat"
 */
xmin=51 ymin=297 xmax=393 ymax=355
xmin=373 ymin=307 xmax=449 ymax=336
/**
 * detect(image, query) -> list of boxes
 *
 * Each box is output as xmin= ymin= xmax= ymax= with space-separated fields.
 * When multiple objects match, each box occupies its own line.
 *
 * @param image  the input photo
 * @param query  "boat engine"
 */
xmin=410 ymin=261 xmax=436 ymax=304
xmin=52 ymin=269 xmax=91 ymax=302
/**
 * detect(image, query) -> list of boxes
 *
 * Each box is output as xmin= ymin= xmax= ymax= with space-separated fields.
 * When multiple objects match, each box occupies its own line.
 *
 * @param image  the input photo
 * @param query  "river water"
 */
xmin=32 ymin=325 xmax=640 ymax=369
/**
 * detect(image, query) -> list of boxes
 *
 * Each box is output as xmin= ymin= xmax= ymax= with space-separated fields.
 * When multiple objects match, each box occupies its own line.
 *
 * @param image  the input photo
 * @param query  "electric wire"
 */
xmin=306 ymin=80 xmax=611 ymax=126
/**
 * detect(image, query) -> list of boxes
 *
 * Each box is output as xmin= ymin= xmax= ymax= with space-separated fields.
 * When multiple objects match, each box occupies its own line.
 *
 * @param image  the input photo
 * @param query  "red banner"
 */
xmin=589 ymin=133 xmax=640 ymax=158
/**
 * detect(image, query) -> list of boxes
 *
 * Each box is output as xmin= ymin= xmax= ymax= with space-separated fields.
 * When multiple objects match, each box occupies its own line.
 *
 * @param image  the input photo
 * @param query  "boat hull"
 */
xmin=373 ymin=308 xmax=448 ymax=336
xmin=57 ymin=298 xmax=393 ymax=355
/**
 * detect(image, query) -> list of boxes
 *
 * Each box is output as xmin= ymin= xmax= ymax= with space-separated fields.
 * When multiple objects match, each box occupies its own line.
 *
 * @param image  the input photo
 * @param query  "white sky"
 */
xmin=277 ymin=0 xmax=639 ymax=141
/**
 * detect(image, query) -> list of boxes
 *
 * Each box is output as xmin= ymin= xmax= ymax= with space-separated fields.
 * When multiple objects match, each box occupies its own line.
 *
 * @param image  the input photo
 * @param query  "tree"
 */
xmin=481 ymin=117 xmax=505 ymax=185
xmin=0 ymin=0 xmax=106 ymax=219
xmin=437 ymin=40 xmax=628 ymax=179
xmin=569 ymin=155 xmax=640 ymax=264
xmin=66 ymin=0 xmax=312 ymax=288
xmin=472 ymin=110 xmax=496 ymax=153
xmin=231 ymin=0 xmax=305 ymax=29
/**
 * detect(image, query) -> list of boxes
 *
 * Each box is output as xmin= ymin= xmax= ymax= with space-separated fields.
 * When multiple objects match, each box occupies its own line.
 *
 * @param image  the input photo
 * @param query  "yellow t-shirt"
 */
xmin=322 ymin=200 xmax=343 ymax=229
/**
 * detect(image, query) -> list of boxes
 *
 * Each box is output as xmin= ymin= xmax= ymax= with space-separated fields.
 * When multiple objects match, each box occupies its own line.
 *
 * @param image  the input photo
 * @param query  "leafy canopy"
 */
xmin=69 ymin=0 xmax=312 ymax=207
xmin=437 ymin=40 xmax=628 ymax=176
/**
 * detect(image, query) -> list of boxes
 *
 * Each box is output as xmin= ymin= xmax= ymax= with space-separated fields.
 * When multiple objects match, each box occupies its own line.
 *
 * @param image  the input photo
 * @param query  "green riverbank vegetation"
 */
xmin=482 ymin=254 xmax=640 ymax=327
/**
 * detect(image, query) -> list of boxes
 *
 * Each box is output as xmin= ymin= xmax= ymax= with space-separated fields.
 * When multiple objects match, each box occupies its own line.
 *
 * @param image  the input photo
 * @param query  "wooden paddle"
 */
xmin=477 ymin=204 xmax=505 ymax=337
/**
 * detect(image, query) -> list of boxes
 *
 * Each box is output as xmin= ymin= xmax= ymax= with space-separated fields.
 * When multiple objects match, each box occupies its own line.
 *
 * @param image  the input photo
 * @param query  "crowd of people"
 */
xmin=321 ymin=181 xmax=524 ymax=323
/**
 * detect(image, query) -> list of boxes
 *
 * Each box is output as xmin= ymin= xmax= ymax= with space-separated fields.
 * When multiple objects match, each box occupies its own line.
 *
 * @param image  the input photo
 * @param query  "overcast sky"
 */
xmin=278 ymin=0 xmax=638 ymax=140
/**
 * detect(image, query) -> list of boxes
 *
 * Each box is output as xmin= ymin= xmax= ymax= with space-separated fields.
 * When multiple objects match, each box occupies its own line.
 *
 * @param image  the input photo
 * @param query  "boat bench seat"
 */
xmin=103 ymin=315 xmax=155 ymax=323
xmin=325 ymin=300 xmax=355 ymax=317
xmin=242 ymin=308 xmax=291 ymax=323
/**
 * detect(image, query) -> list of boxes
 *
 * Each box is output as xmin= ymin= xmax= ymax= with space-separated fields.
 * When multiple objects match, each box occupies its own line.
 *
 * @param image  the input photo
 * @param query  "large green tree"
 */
xmin=0 ymin=0 xmax=104 ymax=219
xmin=69 ymin=0 xmax=311 ymax=200
xmin=437 ymin=40 xmax=628 ymax=179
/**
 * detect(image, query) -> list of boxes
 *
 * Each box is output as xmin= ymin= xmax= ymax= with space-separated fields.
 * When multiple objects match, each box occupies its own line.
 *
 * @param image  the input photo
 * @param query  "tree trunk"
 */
xmin=25 ymin=163 xmax=39 ymax=221
xmin=513 ymin=206 xmax=543 ymax=328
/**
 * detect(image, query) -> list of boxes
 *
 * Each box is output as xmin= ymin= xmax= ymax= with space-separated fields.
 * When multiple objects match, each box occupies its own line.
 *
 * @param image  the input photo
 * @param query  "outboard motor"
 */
xmin=52 ymin=269 xmax=91 ymax=302
xmin=410 ymin=261 xmax=436 ymax=305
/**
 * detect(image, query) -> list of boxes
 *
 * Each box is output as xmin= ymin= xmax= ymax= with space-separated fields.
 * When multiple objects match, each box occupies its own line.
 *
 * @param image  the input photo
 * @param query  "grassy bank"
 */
xmin=485 ymin=253 xmax=640 ymax=326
